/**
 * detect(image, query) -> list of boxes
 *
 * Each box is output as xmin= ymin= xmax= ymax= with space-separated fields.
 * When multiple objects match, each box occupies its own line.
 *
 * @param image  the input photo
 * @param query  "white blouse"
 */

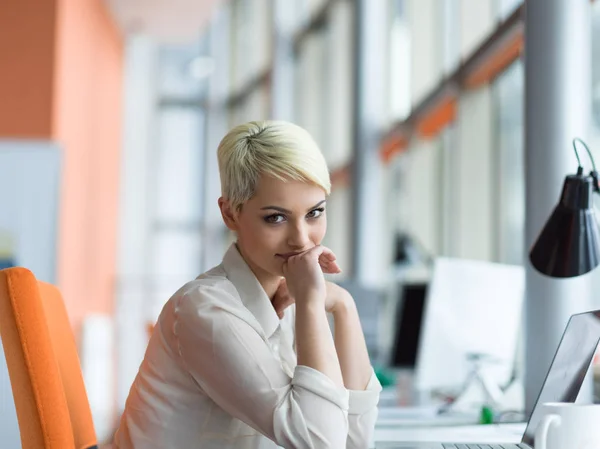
xmin=114 ymin=244 xmax=382 ymax=449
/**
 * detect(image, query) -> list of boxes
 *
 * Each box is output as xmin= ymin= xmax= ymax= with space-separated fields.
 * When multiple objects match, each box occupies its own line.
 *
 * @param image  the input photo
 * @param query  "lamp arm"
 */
xmin=573 ymin=138 xmax=600 ymax=192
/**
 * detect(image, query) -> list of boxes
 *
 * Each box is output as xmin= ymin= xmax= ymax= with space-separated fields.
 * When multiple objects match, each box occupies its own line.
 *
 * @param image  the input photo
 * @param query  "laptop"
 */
xmin=376 ymin=309 xmax=600 ymax=449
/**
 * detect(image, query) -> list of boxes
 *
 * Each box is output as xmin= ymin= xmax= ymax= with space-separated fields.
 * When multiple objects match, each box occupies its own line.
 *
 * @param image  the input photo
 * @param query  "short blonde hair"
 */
xmin=217 ymin=121 xmax=331 ymax=209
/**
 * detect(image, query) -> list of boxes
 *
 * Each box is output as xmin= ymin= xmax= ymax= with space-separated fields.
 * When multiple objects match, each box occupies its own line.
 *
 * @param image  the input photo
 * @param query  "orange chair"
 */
xmin=0 ymin=267 xmax=98 ymax=449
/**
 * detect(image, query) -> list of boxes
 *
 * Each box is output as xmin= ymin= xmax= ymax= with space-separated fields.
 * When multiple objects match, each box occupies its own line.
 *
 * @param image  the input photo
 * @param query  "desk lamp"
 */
xmin=529 ymin=138 xmax=600 ymax=278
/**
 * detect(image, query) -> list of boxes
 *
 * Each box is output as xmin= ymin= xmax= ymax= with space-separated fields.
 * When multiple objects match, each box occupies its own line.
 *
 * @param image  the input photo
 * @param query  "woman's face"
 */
xmin=221 ymin=174 xmax=328 ymax=281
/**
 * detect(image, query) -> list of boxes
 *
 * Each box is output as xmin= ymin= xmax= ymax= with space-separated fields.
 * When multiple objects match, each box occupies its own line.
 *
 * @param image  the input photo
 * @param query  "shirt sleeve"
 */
xmin=172 ymin=285 xmax=350 ymax=449
xmin=346 ymin=369 xmax=382 ymax=449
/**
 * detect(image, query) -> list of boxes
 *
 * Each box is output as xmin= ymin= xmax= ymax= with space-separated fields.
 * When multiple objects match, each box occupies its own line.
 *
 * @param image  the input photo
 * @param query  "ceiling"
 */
xmin=105 ymin=0 xmax=223 ymax=43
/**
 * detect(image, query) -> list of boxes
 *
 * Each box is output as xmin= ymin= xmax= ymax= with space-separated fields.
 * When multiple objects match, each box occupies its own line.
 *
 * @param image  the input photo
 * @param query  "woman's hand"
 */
xmin=317 ymin=250 xmax=342 ymax=276
xmin=280 ymin=246 xmax=341 ymax=309
xmin=272 ymin=255 xmax=349 ymax=318
xmin=272 ymin=280 xmax=350 ymax=318
xmin=281 ymin=246 xmax=332 ymax=305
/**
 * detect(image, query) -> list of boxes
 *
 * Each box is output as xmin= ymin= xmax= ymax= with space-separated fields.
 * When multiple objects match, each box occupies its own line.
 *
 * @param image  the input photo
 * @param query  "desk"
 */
xmin=376 ymin=406 xmax=479 ymax=428
xmin=375 ymin=422 xmax=526 ymax=446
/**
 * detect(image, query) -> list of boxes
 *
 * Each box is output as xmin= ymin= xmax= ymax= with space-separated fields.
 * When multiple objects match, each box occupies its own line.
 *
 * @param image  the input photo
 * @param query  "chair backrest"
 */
xmin=0 ymin=267 xmax=98 ymax=449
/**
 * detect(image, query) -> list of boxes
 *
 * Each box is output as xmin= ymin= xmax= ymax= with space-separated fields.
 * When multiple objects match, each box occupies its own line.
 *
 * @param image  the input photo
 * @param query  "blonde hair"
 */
xmin=217 ymin=121 xmax=331 ymax=209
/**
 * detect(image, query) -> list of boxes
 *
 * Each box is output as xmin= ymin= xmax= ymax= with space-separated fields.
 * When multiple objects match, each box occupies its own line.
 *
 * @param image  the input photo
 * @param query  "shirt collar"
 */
xmin=222 ymin=243 xmax=280 ymax=338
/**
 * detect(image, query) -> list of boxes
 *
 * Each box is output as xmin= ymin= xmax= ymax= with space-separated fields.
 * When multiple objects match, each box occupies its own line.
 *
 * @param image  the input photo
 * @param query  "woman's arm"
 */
xmin=295 ymin=299 xmax=345 ymax=388
xmin=284 ymin=246 xmax=345 ymax=388
xmin=328 ymin=283 xmax=372 ymax=390
xmin=328 ymin=283 xmax=382 ymax=449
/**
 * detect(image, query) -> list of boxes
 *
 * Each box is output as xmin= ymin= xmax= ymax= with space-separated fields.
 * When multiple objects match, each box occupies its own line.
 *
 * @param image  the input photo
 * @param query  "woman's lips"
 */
xmin=276 ymin=252 xmax=302 ymax=260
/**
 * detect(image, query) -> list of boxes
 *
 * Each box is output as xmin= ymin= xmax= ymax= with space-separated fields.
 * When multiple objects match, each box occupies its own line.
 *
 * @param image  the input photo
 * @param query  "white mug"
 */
xmin=535 ymin=402 xmax=600 ymax=449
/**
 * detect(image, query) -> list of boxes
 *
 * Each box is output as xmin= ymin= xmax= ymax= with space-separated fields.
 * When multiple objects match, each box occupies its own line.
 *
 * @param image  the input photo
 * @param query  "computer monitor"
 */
xmin=389 ymin=282 xmax=428 ymax=369
xmin=414 ymin=257 xmax=525 ymax=393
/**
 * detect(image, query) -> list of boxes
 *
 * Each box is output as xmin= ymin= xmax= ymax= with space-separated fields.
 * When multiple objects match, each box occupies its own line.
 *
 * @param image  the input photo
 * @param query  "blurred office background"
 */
xmin=3 ymin=0 xmax=600 ymax=444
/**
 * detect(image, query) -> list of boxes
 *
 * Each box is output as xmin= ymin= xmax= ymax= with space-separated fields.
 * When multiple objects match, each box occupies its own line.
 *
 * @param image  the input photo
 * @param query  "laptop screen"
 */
xmin=521 ymin=311 xmax=600 ymax=446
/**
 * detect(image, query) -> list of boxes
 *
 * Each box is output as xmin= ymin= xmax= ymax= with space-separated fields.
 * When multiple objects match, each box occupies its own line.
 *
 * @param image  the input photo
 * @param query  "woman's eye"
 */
xmin=264 ymin=214 xmax=285 ymax=224
xmin=307 ymin=207 xmax=325 ymax=219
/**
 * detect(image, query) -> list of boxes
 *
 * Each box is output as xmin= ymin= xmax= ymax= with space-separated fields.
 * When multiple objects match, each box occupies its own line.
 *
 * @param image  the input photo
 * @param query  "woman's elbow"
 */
xmin=272 ymin=396 xmax=348 ymax=448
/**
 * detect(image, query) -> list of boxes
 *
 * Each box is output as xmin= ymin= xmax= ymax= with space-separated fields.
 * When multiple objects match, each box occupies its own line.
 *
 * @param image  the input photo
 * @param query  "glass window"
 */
xmin=459 ymin=0 xmax=494 ymax=59
xmin=150 ymin=105 xmax=206 ymax=314
xmin=388 ymin=0 xmax=411 ymax=121
xmin=294 ymin=30 xmax=329 ymax=151
xmin=323 ymin=186 xmax=352 ymax=282
xmin=230 ymin=0 xmax=272 ymax=94
xmin=306 ymin=0 xmax=329 ymax=19
xmin=382 ymin=138 xmax=443 ymax=268
xmin=441 ymin=0 xmax=460 ymax=74
xmin=496 ymin=0 xmax=522 ymax=21
xmin=158 ymin=38 xmax=209 ymax=101
xmin=230 ymin=0 xmax=252 ymax=92
xmin=408 ymin=0 xmax=443 ymax=105
xmin=273 ymin=0 xmax=304 ymax=36
xmin=229 ymin=82 xmax=270 ymax=126
xmin=149 ymin=232 xmax=203 ymax=318
xmin=247 ymin=83 xmax=271 ymax=120
xmin=325 ymin=0 xmax=353 ymax=168
xmin=592 ymin=2 xmax=600 ymax=130
xmin=493 ymin=60 xmax=525 ymax=265
xmin=440 ymin=126 xmax=458 ymax=257
xmin=402 ymin=139 xmax=443 ymax=256
xmin=250 ymin=0 xmax=273 ymax=77
xmin=154 ymin=107 xmax=205 ymax=223
xmin=455 ymin=86 xmax=495 ymax=261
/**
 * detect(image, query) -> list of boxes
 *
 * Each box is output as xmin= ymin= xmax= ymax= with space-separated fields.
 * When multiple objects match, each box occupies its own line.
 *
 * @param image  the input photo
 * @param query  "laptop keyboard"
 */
xmin=442 ymin=445 xmax=529 ymax=449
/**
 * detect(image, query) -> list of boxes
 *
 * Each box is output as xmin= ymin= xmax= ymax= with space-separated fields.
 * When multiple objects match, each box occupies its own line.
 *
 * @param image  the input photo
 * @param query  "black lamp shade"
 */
xmin=529 ymin=174 xmax=600 ymax=278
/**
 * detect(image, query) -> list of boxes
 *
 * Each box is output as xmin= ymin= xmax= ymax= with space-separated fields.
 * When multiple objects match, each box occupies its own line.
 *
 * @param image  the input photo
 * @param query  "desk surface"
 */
xmin=375 ymin=422 xmax=526 ymax=444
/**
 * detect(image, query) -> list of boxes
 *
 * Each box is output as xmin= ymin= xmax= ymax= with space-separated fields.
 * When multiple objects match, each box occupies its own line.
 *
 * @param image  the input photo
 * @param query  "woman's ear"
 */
xmin=218 ymin=197 xmax=238 ymax=231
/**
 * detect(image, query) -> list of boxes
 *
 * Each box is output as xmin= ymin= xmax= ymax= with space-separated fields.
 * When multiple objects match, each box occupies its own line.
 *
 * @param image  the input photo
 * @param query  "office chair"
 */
xmin=0 ymin=267 xmax=98 ymax=449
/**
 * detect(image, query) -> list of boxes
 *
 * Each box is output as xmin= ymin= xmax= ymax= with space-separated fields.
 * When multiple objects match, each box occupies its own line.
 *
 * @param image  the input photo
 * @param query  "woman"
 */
xmin=114 ymin=121 xmax=382 ymax=448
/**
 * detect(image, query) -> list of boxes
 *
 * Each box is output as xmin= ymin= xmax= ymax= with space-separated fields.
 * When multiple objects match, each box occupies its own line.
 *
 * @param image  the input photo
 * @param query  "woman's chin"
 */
xmin=270 ymin=260 xmax=286 ymax=276
xmin=272 ymin=265 xmax=285 ymax=277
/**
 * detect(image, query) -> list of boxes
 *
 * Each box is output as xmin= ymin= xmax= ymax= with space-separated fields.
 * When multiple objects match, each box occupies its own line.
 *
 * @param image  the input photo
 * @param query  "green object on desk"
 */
xmin=480 ymin=405 xmax=494 ymax=424
xmin=374 ymin=367 xmax=396 ymax=387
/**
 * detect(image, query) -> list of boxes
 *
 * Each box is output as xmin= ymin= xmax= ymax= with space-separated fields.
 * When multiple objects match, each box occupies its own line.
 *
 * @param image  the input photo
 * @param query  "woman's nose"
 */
xmin=287 ymin=222 xmax=310 ymax=249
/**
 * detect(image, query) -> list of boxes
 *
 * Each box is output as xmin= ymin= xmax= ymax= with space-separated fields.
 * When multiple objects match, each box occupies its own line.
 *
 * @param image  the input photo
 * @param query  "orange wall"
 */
xmin=53 ymin=0 xmax=123 ymax=337
xmin=0 ymin=0 xmax=123 ymax=338
xmin=0 ymin=1 xmax=57 ymax=137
